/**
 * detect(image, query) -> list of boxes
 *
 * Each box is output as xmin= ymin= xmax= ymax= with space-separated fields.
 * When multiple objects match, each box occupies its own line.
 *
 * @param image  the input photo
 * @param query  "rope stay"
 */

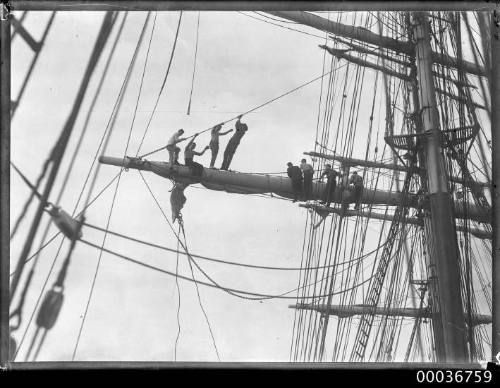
xmin=83 ymin=220 xmax=391 ymax=272
xmin=10 ymin=11 xmax=117 ymax=362
xmin=15 ymin=12 xmax=153 ymax=362
xmin=72 ymin=12 xmax=156 ymax=361
xmin=137 ymin=170 xmax=376 ymax=301
xmin=174 ymin=224 xmax=182 ymax=361
xmin=179 ymin=223 xmax=221 ymax=361
xmin=186 ymin=11 xmax=200 ymax=116
xmin=135 ymin=11 xmax=183 ymax=157
xmin=79 ymin=237 xmax=374 ymax=301
xmin=137 ymin=64 xmax=348 ymax=159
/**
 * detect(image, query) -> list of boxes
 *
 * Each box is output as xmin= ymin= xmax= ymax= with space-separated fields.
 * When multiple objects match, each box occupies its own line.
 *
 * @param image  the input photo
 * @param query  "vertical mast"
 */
xmin=491 ymin=8 xmax=500 ymax=363
xmin=412 ymin=11 xmax=468 ymax=362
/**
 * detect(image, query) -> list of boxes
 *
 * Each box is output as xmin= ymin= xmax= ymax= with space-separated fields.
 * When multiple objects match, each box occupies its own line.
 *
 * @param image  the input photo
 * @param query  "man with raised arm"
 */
xmin=184 ymin=133 xmax=209 ymax=176
xmin=167 ymin=129 xmax=187 ymax=165
xmin=208 ymin=123 xmax=233 ymax=168
xmin=221 ymin=115 xmax=248 ymax=170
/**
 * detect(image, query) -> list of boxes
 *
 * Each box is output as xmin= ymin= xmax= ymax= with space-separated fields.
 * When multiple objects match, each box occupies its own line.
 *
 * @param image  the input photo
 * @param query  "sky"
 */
xmin=10 ymin=10 xmax=353 ymax=362
xmin=8 ymin=9 xmax=492 ymax=363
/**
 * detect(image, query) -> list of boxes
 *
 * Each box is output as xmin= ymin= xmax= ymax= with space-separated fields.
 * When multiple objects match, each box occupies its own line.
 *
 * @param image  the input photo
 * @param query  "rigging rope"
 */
xmin=137 ymin=63 xmax=349 ymax=159
xmin=180 ymin=224 xmax=221 ymax=361
xmin=16 ymin=11 xmax=150 ymax=361
xmin=72 ymin=12 xmax=155 ymax=361
xmin=10 ymin=157 xmax=51 ymax=240
xmin=13 ymin=172 xmax=122 ymax=360
xmin=174 ymin=224 xmax=182 ymax=361
xmin=294 ymin=21 xmax=336 ymax=360
xmin=82 ymin=221 xmax=392 ymax=272
xmin=237 ymin=11 xmax=327 ymax=40
xmin=186 ymin=12 xmax=200 ymax=116
xmin=11 ymin=12 xmax=117 ymax=362
xmin=79 ymin=238 xmax=374 ymax=301
xmin=10 ymin=172 xmax=121 ymax=278
xmin=138 ymin=171 xmax=376 ymax=302
xmin=135 ymin=11 xmax=183 ymax=156
xmin=10 ymin=12 xmax=126 ymax=360
xmin=10 ymin=11 xmax=115 ymax=304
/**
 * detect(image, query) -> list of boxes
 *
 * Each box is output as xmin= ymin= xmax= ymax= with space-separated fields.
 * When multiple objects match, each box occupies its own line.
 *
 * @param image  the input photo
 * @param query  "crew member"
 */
xmin=167 ymin=129 xmax=187 ymax=165
xmin=209 ymin=124 xmax=233 ymax=168
xmin=320 ymin=164 xmax=339 ymax=208
xmin=349 ymin=171 xmax=364 ymax=210
xmin=173 ymin=146 xmax=181 ymax=166
xmin=185 ymin=134 xmax=209 ymax=177
xmin=287 ymin=162 xmax=303 ymax=203
xmin=300 ymin=158 xmax=314 ymax=200
xmin=170 ymin=182 xmax=188 ymax=224
xmin=221 ymin=115 xmax=248 ymax=170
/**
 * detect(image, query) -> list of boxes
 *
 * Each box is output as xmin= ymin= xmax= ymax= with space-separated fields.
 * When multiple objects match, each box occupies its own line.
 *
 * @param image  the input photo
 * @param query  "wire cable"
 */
xmin=79 ymin=238 xmax=373 ymax=301
xmin=186 ymin=12 xmax=200 ymax=116
xmin=180 ymin=224 xmax=221 ymax=360
xmin=138 ymin=62 xmax=349 ymax=159
xmin=71 ymin=12 xmax=154 ymax=361
xmin=82 ymin=220 xmax=390 ymax=272
xmin=135 ymin=11 xmax=183 ymax=156
xmin=174 ymin=225 xmax=182 ymax=360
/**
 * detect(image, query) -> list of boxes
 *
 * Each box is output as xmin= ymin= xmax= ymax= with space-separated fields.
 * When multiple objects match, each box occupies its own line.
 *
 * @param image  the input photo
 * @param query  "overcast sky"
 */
xmin=9 ymin=9 xmax=491 ymax=362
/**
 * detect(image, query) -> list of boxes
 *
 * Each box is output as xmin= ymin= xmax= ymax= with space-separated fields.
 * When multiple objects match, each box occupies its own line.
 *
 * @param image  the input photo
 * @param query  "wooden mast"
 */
xmin=411 ymin=11 xmax=468 ymax=363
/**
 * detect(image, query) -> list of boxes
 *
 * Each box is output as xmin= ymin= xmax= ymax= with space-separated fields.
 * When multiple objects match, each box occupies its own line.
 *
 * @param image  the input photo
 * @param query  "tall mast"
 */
xmin=411 ymin=11 xmax=467 ymax=363
xmin=491 ymin=7 xmax=500 ymax=363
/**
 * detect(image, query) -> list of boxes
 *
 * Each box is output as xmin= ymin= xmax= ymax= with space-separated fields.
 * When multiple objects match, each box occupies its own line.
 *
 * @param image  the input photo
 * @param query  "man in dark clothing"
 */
xmin=349 ymin=171 xmax=364 ymax=210
xmin=287 ymin=162 xmax=303 ymax=203
xmin=300 ymin=158 xmax=314 ymax=200
xmin=320 ymin=164 xmax=339 ymax=208
xmin=221 ymin=115 xmax=248 ymax=170
xmin=170 ymin=182 xmax=188 ymax=224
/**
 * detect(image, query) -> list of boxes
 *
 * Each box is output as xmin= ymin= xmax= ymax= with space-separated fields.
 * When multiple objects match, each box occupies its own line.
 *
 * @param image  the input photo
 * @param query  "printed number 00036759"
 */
xmin=416 ymin=370 xmax=492 ymax=383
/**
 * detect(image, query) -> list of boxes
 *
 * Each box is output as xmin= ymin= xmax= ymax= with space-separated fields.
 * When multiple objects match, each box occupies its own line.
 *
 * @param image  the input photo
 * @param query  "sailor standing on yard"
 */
xmin=167 ymin=129 xmax=187 ymax=165
xmin=300 ymin=158 xmax=314 ymax=200
xmin=221 ymin=115 xmax=248 ymax=170
xmin=184 ymin=133 xmax=209 ymax=177
xmin=287 ymin=162 xmax=303 ymax=203
xmin=320 ymin=164 xmax=339 ymax=208
xmin=349 ymin=170 xmax=364 ymax=210
xmin=208 ymin=124 xmax=233 ymax=168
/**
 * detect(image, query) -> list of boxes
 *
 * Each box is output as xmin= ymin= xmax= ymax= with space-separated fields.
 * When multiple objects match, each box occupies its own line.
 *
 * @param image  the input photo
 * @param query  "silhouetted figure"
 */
xmin=184 ymin=134 xmax=209 ymax=177
xmin=287 ymin=162 xmax=303 ymax=203
xmin=221 ymin=115 xmax=248 ymax=170
xmin=320 ymin=164 xmax=339 ymax=208
xmin=349 ymin=171 xmax=364 ymax=210
xmin=300 ymin=158 xmax=314 ymax=200
xmin=170 ymin=182 xmax=188 ymax=224
xmin=209 ymin=124 xmax=232 ymax=168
